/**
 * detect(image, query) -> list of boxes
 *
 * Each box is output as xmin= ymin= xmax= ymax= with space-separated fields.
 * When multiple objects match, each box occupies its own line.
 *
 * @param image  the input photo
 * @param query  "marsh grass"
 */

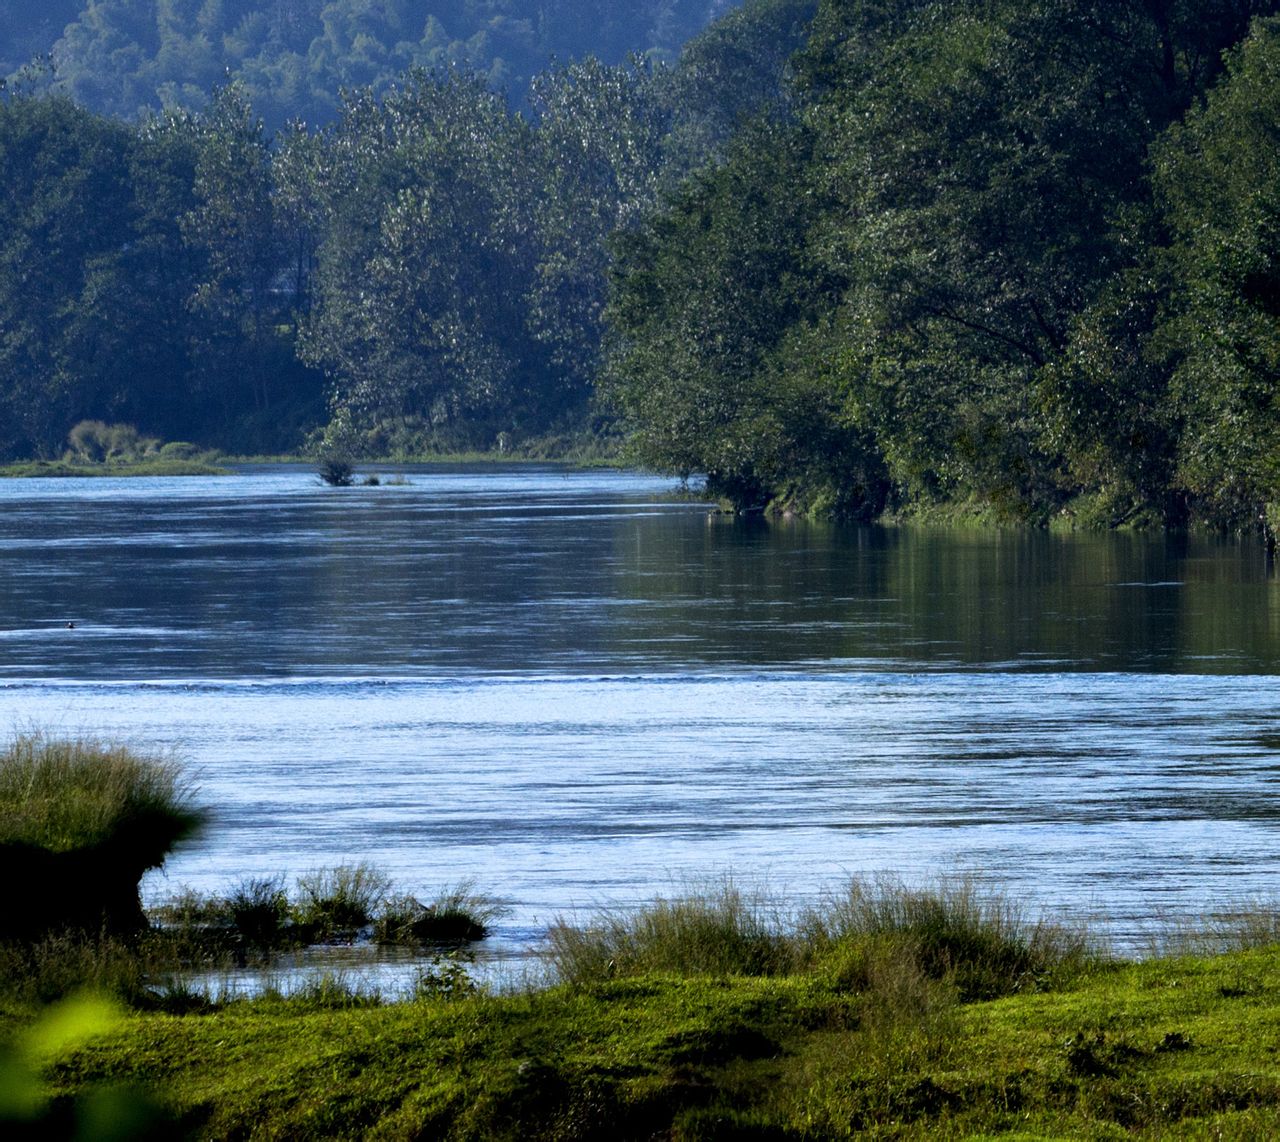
xmin=547 ymin=881 xmax=797 ymax=983
xmin=374 ymin=882 xmax=504 ymax=946
xmin=294 ymin=862 xmax=392 ymax=940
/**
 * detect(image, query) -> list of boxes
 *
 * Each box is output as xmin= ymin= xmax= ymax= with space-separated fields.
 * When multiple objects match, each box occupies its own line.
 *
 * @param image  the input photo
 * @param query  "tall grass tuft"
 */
xmin=0 ymin=733 xmax=201 ymax=855
xmin=0 ymin=733 xmax=203 ymax=939
xmin=547 ymin=876 xmax=1095 ymax=998
xmin=547 ymin=881 xmax=796 ymax=984
xmin=801 ymin=875 xmax=1096 ymax=999
xmin=373 ymin=882 xmax=504 ymax=945
xmin=294 ymin=862 xmax=392 ymax=940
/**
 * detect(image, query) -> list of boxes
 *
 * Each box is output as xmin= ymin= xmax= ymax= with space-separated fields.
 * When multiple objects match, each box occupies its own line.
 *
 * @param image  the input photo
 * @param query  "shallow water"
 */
xmin=3 ymin=464 xmax=1280 ymax=983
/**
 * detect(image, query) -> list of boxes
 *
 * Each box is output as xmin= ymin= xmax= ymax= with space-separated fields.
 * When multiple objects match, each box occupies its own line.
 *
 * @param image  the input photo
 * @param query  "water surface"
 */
xmin=2 ymin=464 xmax=1279 ymax=972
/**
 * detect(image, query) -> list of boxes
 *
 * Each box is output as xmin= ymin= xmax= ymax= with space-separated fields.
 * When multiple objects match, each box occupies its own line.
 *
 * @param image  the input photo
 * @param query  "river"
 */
xmin=2 ymin=464 xmax=1280 ymax=983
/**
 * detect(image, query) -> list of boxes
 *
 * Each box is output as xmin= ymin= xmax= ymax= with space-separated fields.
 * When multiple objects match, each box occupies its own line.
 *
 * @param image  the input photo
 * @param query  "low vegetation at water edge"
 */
xmin=7 ymin=734 xmax=1280 ymax=1138
xmin=4 ymin=877 xmax=1280 ymax=1137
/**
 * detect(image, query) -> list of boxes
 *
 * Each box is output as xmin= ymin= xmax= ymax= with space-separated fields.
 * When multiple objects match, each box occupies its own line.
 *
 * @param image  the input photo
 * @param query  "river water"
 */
xmin=3 ymin=464 xmax=1280 ymax=982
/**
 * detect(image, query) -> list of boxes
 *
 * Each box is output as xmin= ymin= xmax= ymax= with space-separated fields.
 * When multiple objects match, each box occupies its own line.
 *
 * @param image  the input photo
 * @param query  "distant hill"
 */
xmin=1 ymin=0 xmax=740 ymax=127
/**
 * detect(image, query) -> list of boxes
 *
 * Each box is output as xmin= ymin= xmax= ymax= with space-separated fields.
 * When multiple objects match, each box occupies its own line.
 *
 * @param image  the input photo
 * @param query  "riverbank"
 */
xmin=0 ymin=451 xmax=625 ymax=480
xmin=0 ymin=458 xmax=231 ymax=478
xmin=25 ymin=938 xmax=1280 ymax=1138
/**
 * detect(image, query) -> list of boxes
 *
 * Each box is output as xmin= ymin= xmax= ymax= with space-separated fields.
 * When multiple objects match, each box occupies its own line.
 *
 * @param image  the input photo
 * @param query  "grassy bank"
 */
xmin=29 ymin=942 xmax=1280 ymax=1139
xmin=0 ymin=458 xmax=230 ymax=478
xmin=10 ymin=880 xmax=1280 ymax=1138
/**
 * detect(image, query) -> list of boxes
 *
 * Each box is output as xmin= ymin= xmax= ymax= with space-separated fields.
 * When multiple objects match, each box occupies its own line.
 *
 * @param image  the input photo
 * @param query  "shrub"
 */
xmin=157 ymin=441 xmax=204 ymax=460
xmin=318 ymin=457 xmax=354 ymax=486
xmin=412 ymin=951 xmax=478 ymax=1000
xmin=65 ymin=421 xmax=160 ymax=463
xmin=0 ymin=734 xmax=203 ymax=939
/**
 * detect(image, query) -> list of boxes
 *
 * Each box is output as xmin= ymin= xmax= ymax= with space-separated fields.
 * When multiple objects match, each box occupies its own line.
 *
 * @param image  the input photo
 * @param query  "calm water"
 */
xmin=3 ymin=464 xmax=1280 ymax=977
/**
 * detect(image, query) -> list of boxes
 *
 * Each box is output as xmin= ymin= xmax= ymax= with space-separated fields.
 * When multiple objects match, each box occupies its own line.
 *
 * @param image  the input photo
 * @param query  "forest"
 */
xmin=608 ymin=0 xmax=1280 ymax=531
xmin=5 ymin=0 xmax=1280 ymax=531
xmin=0 ymin=1 xmax=737 ymax=128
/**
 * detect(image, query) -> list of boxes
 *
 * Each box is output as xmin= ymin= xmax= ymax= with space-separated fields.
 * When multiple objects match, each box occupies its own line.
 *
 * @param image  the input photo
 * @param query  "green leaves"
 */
xmin=607 ymin=0 xmax=1280 ymax=526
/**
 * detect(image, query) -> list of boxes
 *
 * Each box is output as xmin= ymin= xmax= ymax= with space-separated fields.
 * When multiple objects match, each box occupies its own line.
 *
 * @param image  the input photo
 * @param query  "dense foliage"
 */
xmin=2 ymin=0 xmax=737 ymax=129
xmin=604 ymin=0 xmax=1280 ymax=530
xmin=0 ymin=1 xmax=808 ymax=458
xmin=8 ymin=0 xmax=1280 ymax=532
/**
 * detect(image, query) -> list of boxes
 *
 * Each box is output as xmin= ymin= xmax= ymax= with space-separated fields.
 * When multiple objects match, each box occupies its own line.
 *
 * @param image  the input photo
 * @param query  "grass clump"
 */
xmin=225 ymin=876 xmax=292 ymax=948
xmin=548 ymin=876 xmax=1094 ymax=1000
xmin=548 ymin=881 xmax=796 ymax=983
xmin=0 ymin=734 xmax=203 ymax=940
xmin=293 ymin=862 xmax=393 ymax=941
xmin=0 ymin=734 xmax=200 ymax=856
xmin=374 ymin=883 xmax=503 ymax=946
xmin=801 ymin=875 xmax=1096 ymax=999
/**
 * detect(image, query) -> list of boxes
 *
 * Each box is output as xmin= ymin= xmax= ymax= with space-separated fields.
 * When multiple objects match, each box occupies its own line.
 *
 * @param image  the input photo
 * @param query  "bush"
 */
xmin=157 ymin=441 xmax=204 ymax=460
xmin=0 ymin=734 xmax=203 ymax=940
xmin=65 ymin=421 xmax=160 ymax=464
xmin=317 ymin=457 xmax=354 ymax=486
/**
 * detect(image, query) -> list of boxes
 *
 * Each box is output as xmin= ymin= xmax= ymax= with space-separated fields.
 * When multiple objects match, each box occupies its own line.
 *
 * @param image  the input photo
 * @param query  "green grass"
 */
xmin=28 ymin=945 xmax=1280 ymax=1139
xmin=0 ymin=458 xmax=229 ymax=478
xmin=14 ymin=877 xmax=1280 ymax=1137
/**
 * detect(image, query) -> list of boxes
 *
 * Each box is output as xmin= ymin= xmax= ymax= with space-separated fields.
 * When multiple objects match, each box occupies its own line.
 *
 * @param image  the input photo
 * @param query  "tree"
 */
xmin=0 ymin=93 xmax=136 ymax=457
xmin=1151 ymin=17 xmax=1280 ymax=527
xmin=297 ymin=71 xmax=543 ymax=448
xmin=180 ymin=84 xmax=283 ymax=423
xmin=603 ymin=120 xmax=883 ymax=512
xmin=527 ymin=56 xmax=669 ymax=410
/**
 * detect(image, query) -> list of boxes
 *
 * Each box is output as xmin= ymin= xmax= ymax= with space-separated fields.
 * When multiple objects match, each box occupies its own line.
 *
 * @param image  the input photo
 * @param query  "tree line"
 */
xmin=2 ymin=0 xmax=738 ymax=131
xmin=604 ymin=0 xmax=1280 ymax=531
xmin=8 ymin=0 xmax=1280 ymax=533
xmin=0 ymin=0 xmax=811 ymax=460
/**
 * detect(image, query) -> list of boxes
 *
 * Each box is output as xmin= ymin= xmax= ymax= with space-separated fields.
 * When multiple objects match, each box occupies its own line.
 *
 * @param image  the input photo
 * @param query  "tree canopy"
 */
xmin=604 ymin=0 xmax=1280 ymax=531
xmin=8 ymin=0 xmax=1280 ymax=534
xmin=4 ymin=0 xmax=741 ymax=130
